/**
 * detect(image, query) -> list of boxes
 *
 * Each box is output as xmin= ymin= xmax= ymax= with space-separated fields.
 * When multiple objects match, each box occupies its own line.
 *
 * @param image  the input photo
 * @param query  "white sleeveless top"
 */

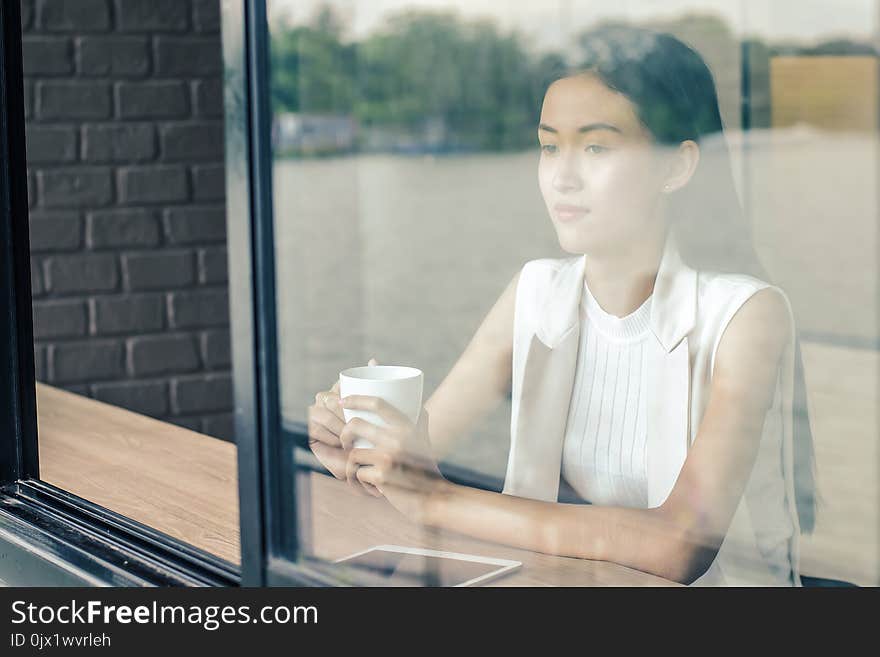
xmin=502 ymin=233 xmax=802 ymax=586
xmin=560 ymin=281 xmax=653 ymax=508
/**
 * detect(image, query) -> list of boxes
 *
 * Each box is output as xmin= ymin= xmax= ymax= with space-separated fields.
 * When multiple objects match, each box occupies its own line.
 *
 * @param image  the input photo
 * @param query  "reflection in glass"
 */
xmin=267 ymin=1 xmax=879 ymax=586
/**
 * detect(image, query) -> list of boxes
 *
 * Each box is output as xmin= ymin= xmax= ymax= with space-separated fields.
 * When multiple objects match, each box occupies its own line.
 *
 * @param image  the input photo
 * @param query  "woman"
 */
xmin=306 ymin=26 xmax=817 ymax=586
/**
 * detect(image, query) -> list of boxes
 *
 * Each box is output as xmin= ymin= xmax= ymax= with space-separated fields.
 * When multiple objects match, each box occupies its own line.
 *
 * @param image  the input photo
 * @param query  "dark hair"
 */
xmin=546 ymin=25 xmax=817 ymax=533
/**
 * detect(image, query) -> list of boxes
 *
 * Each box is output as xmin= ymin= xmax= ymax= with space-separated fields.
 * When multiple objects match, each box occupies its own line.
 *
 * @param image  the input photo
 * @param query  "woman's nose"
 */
xmin=552 ymin=156 xmax=584 ymax=193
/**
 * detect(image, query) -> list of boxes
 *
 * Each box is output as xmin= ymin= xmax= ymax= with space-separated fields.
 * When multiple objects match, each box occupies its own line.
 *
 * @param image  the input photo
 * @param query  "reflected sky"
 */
xmin=269 ymin=0 xmax=879 ymax=45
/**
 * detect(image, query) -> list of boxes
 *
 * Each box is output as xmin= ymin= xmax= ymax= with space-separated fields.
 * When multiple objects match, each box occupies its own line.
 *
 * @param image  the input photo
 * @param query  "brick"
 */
xmin=90 ymin=294 xmax=164 ymax=335
xmin=193 ymin=78 xmax=222 ymax=117
xmin=32 ymin=299 xmax=87 ymax=339
xmin=201 ymin=328 xmax=230 ymax=368
xmin=38 ymin=168 xmax=113 ymax=207
xmin=34 ymin=345 xmax=46 ymax=381
xmin=25 ymin=125 xmax=77 ymax=164
xmin=171 ymin=373 xmax=232 ymax=414
xmin=163 ymin=205 xmax=225 ymax=244
xmin=92 ymin=379 xmax=168 ymax=416
xmin=39 ymin=0 xmax=110 ymax=32
xmin=122 ymin=250 xmax=195 ymax=290
xmin=31 ymin=260 xmax=44 ymax=296
xmin=22 ymin=0 xmax=35 ymax=31
xmin=22 ymin=37 xmax=73 ymax=75
xmin=116 ymin=81 xmax=189 ymax=119
xmin=193 ymin=0 xmax=221 ymax=33
xmin=159 ymin=122 xmax=223 ymax=162
xmin=24 ymin=81 xmax=33 ymax=119
xmin=46 ymin=253 xmax=118 ymax=294
xmin=29 ymin=211 xmax=82 ymax=252
xmin=115 ymin=0 xmax=189 ymax=32
xmin=87 ymin=208 xmax=159 ymax=248
xmin=167 ymin=288 xmax=228 ymax=328
xmin=37 ymin=81 xmax=112 ymax=120
xmin=191 ymin=164 xmax=224 ymax=201
xmin=118 ymin=165 xmax=187 ymax=204
xmin=82 ymin=123 xmax=155 ymax=163
xmin=198 ymin=246 xmax=227 ymax=284
xmin=202 ymin=413 xmax=234 ymax=441
xmin=78 ymin=36 xmax=150 ymax=77
xmin=51 ymin=340 xmax=124 ymax=384
xmin=128 ymin=334 xmax=199 ymax=377
xmin=155 ymin=37 xmax=221 ymax=76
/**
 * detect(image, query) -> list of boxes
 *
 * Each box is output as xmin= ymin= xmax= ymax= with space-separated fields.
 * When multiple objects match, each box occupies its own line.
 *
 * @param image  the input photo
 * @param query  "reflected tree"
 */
xmin=269 ymin=4 xmax=877 ymax=155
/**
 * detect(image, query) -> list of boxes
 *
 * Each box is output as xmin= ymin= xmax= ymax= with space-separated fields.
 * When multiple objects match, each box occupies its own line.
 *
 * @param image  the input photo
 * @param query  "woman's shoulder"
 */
xmin=696 ymin=269 xmax=793 ymax=317
xmin=515 ymin=255 xmax=583 ymax=299
xmin=516 ymin=255 xmax=583 ymax=291
xmin=695 ymin=270 xmax=795 ymax=368
xmin=512 ymin=256 xmax=583 ymax=335
xmin=698 ymin=268 xmax=770 ymax=292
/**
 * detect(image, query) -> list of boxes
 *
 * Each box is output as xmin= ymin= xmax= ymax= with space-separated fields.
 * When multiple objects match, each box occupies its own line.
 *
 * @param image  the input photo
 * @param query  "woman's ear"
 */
xmin=661 ymin=139 xmax=700 ymax=193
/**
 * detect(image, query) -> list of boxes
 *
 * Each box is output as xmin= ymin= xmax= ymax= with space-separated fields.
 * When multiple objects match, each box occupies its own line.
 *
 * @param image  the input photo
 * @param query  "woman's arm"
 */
xmin=310 ymin=271 xmax=519 ymax=496
xmin=422 ymin=271 xmax=520 ymax=460
xmin=423 ymin=288 xmax=793 ymax=584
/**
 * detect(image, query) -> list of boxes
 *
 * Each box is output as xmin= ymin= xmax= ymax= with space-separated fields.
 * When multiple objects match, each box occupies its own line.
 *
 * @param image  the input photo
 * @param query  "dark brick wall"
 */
xmin=23 ymin=0 xmax=233 ymax=441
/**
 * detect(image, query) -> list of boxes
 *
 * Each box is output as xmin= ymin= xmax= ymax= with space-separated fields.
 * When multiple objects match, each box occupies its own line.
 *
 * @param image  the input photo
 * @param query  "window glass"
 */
xmin=269 ymin=1 xmax=879 ymax=586
xmin=23 ymin=0 xmax=238 ymax=567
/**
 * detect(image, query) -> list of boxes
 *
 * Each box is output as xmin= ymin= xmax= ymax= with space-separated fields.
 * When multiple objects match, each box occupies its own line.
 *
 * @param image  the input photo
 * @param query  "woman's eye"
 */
xmin=540 ymin=144 xmax=557 ymax=154
xmin=586 ymin=144 xmax=608 ymax=154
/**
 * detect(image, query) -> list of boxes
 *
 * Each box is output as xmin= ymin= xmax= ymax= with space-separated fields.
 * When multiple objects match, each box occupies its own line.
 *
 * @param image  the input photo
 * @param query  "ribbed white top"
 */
xmin=560 ymin=279 xmax=654 ymax=507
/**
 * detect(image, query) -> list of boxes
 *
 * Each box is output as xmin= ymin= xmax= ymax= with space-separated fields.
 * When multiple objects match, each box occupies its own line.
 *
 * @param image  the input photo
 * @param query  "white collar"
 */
xmin=535 ymin=232 xmax=697 ymax=353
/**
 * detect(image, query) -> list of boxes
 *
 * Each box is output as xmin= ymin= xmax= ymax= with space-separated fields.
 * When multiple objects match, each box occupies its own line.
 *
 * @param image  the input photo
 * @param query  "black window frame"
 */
xmin=223 ymin=0 xmax=880 ymax=586
xmin=6 ymin=0 xmax=874 ymax=589
xmin=0 ymin=0 xmax=336 ymax=588
xmin=0 ymin=0 xmax=238 ymax=588
xmin=225 ymin=0 xmax=517 ymax=585
xmin=4 ymin=0 xmax=716 ymax=588
xmin=224 ymin=0 xmax=346 ymax=587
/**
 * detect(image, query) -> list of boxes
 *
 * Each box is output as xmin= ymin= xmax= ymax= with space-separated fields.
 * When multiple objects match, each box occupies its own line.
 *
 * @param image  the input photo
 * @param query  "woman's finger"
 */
xmin=311 ymin=403 xmax=345 ymax=436
xmin=345 ymin=441 xmax=422 ymax=493
xmin=323 ymin=391 xmax=346 ymax=422
xmin=344 ymin=448 xmax=362 ymax=495
xmin=307 ymin=408 xmax=345 ymax=445
xmin=356 ymin=467 xmax=383 ymax=497
xmin=339 ymin=395 xmax=410 ymax=427
xmin=339 ymin=417 xmax=399 ymax=452
xmin=356 ymin=463 xmax=384 ymax=494
xmin=307 ymin=422 xmax=342 ymax=449
xmin=347 ymin=446 xmax=386 ymax=497
xmin=345 ymin=446 xmax=383 ymax=497
xmin=309 ymin=440 xmax=347 ymax=480
xmin=355 ymin=452 xmax=427 ymax=494
xmin=339 ymin=417 xmax=376 ymax=451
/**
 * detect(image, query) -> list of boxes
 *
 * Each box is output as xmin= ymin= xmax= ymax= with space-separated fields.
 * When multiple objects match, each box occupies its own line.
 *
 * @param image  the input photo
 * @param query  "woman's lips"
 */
xmin=553 ymin=204 xmax=590 ymax=222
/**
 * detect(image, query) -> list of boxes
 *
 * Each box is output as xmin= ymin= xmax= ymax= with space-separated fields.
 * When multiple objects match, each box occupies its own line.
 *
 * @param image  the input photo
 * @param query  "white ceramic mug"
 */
xmin=338 ymin=365 xmax=424 ymax=449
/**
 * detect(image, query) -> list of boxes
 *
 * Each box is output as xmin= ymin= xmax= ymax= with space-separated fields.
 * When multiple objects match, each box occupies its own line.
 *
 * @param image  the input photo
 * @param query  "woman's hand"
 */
xmin=339 ymin=396 xmax=448 ymax=523
xmin=306 ymin=359 xmax=380 ymax=496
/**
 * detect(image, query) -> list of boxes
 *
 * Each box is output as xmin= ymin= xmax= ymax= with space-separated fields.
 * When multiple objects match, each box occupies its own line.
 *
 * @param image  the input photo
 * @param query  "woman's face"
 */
xmin=538 ymin=73 xmax=670 ymax=255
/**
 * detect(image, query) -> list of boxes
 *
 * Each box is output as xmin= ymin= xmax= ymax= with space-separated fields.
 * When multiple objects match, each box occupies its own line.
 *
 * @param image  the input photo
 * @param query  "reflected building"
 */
xmin=273 ymin=112 xmax=359 ymax=156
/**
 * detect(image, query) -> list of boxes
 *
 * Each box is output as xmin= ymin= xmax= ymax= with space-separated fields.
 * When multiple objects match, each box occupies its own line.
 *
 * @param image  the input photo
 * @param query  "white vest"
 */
xmin=502 ymin=234 xmax=802 ymax=586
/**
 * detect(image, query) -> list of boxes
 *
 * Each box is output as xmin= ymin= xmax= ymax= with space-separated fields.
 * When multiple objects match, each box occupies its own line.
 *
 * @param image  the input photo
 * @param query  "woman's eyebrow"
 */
xmin=538 ymin=122 xmax=622 ymax=134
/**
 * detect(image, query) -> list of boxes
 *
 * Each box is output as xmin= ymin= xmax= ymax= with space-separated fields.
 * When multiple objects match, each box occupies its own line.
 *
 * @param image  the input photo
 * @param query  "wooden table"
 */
xmin=36 ymin=383 xmax=677 ymax=586
xmin=301 ymin=472 xmax=676 ymax=586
